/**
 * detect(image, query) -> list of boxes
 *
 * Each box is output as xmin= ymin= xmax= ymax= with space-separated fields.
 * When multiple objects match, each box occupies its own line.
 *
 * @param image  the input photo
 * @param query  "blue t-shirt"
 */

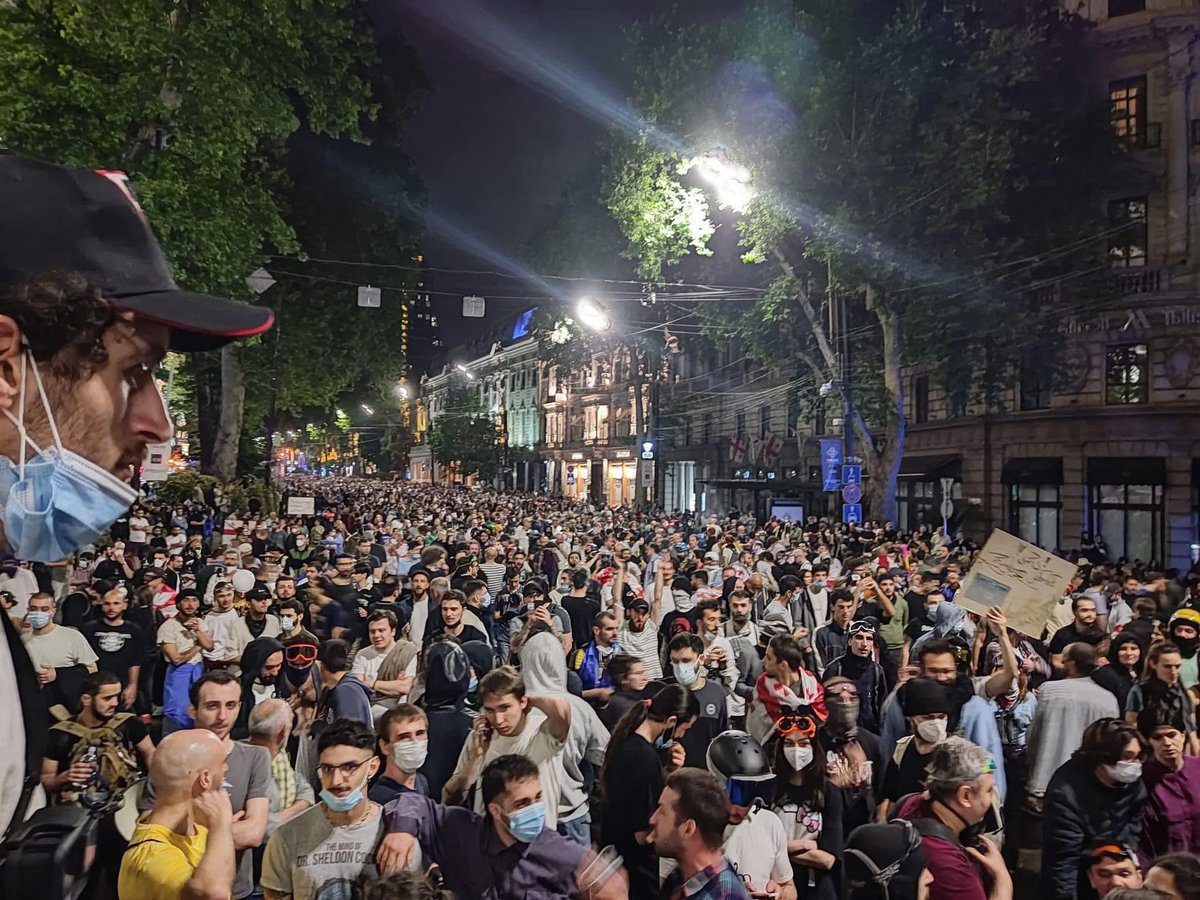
xmin=368 ymin=772 xmax=431 ymax=805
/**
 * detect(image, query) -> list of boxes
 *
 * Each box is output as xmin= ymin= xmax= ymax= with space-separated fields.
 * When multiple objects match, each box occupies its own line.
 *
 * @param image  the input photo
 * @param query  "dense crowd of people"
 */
xmin=5 ymin=474 xmax=1200 ymax=900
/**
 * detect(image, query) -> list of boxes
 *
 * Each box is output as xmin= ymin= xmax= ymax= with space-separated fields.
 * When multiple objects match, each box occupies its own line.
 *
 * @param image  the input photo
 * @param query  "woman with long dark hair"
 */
xmin=597 ymin=653 xmax=651 ymax=732
xmin=1094 ymin=632 xmax=1145 ymax=713
xmin=601 ymin=684 xmax=699 ymax=900
xmin=770 ymin=715 xmax=840 ymax=900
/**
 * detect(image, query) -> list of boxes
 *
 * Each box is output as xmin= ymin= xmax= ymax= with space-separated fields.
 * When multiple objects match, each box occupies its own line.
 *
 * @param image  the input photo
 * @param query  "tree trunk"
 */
xmin=870 ymin=294 xmax=906 ymax=525
xmin=211 ymin=345 xmax=245 ymax=481
xmin=633 ymin=360 xmax=647 ymax=509
xmin=194 ymin=353 xmax=220 ymax=474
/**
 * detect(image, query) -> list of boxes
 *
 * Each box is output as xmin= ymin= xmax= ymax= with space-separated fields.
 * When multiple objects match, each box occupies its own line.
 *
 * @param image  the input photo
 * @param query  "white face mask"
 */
xmin=1106 ymin=760 xmax=1143 ymax=784
xmin=392 ymin=739 xmax=428 ymax=773
xmin=915 ymin=718 xmax=948 ymax=744
xmin=784 ymin=745 xmax=814 ymax=771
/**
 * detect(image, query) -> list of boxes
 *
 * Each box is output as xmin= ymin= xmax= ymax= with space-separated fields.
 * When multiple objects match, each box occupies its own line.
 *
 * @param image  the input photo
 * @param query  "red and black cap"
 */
xmin=0 ymin=154 xmax=274 ymax=352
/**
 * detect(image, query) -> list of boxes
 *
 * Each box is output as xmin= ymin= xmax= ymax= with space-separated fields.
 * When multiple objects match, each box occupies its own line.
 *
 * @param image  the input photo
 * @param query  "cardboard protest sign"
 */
xmin=956 ymin=530 xmax=1077 ymax=639
xmin=287 ymin=496 xmax=316 ymax=515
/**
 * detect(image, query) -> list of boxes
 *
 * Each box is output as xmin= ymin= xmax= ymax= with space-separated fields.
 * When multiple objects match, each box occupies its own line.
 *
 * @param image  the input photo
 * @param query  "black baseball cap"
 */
xmin=0 ymin=155 xmax=274 ymax=352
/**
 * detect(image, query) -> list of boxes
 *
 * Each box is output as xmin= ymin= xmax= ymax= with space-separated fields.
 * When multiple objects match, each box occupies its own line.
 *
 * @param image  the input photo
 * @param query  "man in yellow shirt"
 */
xmin=119 ymin=728 xmax=236 ymax=900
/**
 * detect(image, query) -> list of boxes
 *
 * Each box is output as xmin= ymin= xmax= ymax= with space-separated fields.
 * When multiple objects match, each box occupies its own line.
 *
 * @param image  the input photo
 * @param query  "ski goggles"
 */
xmin=775 ymin=715 xmax=817 ymax=738
xmin=285 ymin=642 xmax=318 ymax=667
xmin=725 ymin=777 xmax=776 ymax=808
xmin=1088 ymin=844 xmax=1137 ymax=865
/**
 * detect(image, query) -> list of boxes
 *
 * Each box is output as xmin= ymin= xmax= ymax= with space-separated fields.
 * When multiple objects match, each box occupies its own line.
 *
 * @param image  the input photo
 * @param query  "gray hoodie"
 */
xmin=519 ymin=631 xmax=609 ymax=823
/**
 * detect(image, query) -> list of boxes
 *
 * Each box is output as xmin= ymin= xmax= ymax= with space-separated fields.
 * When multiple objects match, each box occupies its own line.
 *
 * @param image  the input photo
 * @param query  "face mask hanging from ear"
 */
xmin=0 ymin=351 xmax=138 ymax=561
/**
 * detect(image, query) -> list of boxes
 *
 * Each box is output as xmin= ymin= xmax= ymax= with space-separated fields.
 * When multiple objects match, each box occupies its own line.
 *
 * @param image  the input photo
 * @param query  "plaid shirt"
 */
xmin=661 ymin=856 xmax=752 ymax=900
xmin=270 ymin=748 xmax=297 ymax=810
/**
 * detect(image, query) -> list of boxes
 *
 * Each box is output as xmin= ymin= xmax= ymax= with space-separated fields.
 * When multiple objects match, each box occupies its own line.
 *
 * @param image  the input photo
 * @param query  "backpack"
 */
xmin=50 ymin=711 xmax=141 ymax=803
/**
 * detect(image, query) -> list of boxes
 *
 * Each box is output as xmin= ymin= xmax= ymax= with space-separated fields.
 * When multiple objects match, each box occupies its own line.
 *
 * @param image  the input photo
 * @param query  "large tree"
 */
xmin=427 ymin=386 xmax=507 ymax=484
xmin=0 ymin=0 xmax=418 ymax=478
xmin=606 ymin=0 xmax=1118 ymax=519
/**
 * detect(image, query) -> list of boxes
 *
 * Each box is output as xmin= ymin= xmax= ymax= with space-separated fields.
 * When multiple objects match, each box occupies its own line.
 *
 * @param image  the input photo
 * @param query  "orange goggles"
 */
xmin=285 ymin=643 xmax=318 ymax=666
xmin=775 ymin=715 xmax=817 ymax=738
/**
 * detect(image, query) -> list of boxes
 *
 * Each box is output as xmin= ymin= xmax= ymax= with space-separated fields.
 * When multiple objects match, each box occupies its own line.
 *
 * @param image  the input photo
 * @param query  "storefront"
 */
xmin=607 ymin=458 xmax=638 ymax=507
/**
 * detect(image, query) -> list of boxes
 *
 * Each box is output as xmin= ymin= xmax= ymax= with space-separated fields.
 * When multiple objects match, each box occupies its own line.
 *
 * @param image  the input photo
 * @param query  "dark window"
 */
xmin=759 ymin=405 xmax=771 ymax=439
xmin=684 ymin=416 xmax=693 ymax=446
xmin=814 ymin=402 xmax=826 ymax=437
xmin=913 ymin=375 xmax=930 ymax=424
xmin=1108 ymin=198 xmax=1147 ymax=268
xmin=1009 ymin=484 xmax=1061 ymax=550
xmin=736 ymin=411 xmax=747 ymax=436
xmin=1105 ymin=343 xmax=1149 ymax=404
xmin=1108 ymin=0 xmax=1145 ymax=16
xmin=703 ymin=414 xmax=713 ymax=445
xmin=1091 ymin=482 xmax=1164 ymax=564
xmin=1020 ymin=351 xmax=1053 ymax=411
xmin=895 ymin=480 xmax=936 ymax=532
xmin=787 ymin=394 xmax=801 ymax=438
xmin=1110 ymin=77 xmax=1147 ymax=146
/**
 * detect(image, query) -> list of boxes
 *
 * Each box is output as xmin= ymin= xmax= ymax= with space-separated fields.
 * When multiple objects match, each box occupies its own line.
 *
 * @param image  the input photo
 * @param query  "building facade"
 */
xmin=890 ymin=0 xmax=1200 ymax=568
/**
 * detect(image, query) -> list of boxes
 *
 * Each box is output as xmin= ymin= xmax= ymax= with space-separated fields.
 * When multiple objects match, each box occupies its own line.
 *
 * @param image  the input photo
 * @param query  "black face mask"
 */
xmin=284 ymin=664 xmax=312 ymax=688
xmin=1174 ymin=635 xmax=1199 ymax=658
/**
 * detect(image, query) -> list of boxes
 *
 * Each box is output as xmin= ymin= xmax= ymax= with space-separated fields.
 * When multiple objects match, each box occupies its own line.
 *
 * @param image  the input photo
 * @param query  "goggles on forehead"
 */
xmin=1088 ymin=844 xmax=1137 ymax=865
xmin=775 ymin=715 xmax=817 ymax=738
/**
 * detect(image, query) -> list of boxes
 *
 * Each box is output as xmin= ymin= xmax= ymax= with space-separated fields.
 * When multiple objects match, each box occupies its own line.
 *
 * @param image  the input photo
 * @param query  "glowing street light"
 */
xmin=690 ymin=149 xmax=754 ymax=213
xmin=576 ymin=297 xmax=612 ymax=333
xmin=455 ymin=364 xmax=476 ymax=381
xmin=396 ymin=382 xmax=410 ymax=401
xmin=361 ymin=404 xmax=374 ymax=415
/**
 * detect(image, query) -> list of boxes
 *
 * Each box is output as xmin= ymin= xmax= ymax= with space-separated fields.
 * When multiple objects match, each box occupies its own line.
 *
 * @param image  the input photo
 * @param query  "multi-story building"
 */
xmin=408 ymin=336 xmax=542 ymax=488
xmin=888 ymin=0 xmax=1200 ymax=568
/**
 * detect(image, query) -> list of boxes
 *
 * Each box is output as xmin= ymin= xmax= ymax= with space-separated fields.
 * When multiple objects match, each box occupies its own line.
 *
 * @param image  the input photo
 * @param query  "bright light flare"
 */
xmin=361 ymin=404 xmax=374 ymax=415
xmin=576 ymin=298 xmax=611 ymax=333
xmin=690 ymin=151 xmax=754 ymax=212
xmin=456 ymin=364 xmax=477 ymax=381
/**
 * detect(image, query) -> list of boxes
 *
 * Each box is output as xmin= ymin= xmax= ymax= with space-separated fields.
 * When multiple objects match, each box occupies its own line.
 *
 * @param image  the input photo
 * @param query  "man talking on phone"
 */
xmin=0 ymin=154 xmax=273 ymax=844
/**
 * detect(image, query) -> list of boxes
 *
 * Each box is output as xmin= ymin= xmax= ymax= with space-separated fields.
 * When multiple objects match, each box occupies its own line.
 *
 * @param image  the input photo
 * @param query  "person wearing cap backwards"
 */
xmin=707 ymin=729 xmax=797 ymax=900
xmin=0 ymin=154 xmax=272 ymax=841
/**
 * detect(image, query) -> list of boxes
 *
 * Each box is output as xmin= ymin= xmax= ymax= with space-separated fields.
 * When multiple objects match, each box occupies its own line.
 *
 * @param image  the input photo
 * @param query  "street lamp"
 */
xmin=396 ymin=383 xmax=410 ymax=401
xmin=576 ymin=297 xmax=611 ymax=333
xmin=455 ymin=364 xmax=476 ymax=381
xmin=691 ymin=149 xmax=754 ymax=213
xmin=361 ymin=404 xmax=374 ymax=415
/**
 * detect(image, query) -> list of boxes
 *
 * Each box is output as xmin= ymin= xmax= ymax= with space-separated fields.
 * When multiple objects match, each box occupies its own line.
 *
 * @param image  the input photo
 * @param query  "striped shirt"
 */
xmin=617 ymin=619 xmax=661 ymax=680
xmin=479 ymin=561 xmax=507 ymax=596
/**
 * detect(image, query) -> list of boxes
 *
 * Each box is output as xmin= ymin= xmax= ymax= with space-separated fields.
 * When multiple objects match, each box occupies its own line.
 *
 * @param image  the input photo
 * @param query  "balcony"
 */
xmin=1116 ymin=267 xmax=1164 ymax=295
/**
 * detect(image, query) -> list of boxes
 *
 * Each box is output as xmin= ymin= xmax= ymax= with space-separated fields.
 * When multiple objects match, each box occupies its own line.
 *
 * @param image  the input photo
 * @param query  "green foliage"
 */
xmin=426 ymin=388 xmax=506 ymax=482
xmin=154 ymin=471 xmax=220 ymax=505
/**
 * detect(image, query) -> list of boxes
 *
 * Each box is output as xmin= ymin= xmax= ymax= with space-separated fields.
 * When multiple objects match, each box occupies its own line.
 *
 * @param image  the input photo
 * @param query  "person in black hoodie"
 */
xmin=1093 ymin=632 xmax=1144 ymax=714
xmin=417 ymin=639 xmax=473 ymax=801
xmin=233 ymin=637 xmax=292 ymax=739
xmin=822 ymin=621 xmax=888 ymax=734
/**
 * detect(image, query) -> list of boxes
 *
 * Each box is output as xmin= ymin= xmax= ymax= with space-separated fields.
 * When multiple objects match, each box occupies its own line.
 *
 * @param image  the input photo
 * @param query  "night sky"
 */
xmin=371 ymin=0 xmax=726 ymax=363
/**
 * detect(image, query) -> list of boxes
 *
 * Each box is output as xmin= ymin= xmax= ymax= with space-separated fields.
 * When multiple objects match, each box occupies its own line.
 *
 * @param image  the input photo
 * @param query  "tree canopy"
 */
xmin=604 ymin=0 xmax=1118 ymax=518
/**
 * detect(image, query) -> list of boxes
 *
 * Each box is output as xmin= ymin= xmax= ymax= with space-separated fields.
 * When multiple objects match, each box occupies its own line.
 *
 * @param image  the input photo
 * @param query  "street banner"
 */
xmin=287 ymin=496 xmax=316 ymax=515
xmin=956 ymin=530 xmax=1077 ymax=639
xmin=819 ymin=439 xmax=843 ymax=491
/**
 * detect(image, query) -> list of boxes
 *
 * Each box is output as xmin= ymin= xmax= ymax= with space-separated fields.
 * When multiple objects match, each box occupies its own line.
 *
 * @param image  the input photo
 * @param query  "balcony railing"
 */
xmin=1116 ymin=267 xmax=1163 ymax=295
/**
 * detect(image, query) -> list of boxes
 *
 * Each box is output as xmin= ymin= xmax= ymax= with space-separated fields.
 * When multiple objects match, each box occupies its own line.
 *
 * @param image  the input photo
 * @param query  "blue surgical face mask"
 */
xmin=654 ymin=719 xmax=677 ymax=750
xmin=0 ymin=352 xmax=139 ymax=562
xmin=481 ymin=591 xmax=493 ymax=608
xmin=506 ymin=802 xmax=546 ymax=843
xmin=468 ymin=675 xmax=478 ymax=693
xmin=26 ymin=611 xmax=51 ymax=629
xmin=320 ymin=766 xmax=370 ymax=812
xmin=672 ymin=660 xmax=698 ymax=687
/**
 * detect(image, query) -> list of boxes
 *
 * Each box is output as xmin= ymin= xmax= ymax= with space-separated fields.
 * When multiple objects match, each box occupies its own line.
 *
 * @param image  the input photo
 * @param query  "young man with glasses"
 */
xmin=262 ymin=718 xmax=413 ymax=900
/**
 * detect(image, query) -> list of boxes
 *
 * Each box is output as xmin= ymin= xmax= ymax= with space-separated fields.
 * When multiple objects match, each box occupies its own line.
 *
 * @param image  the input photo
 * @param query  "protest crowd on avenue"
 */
xmin=5 ymin=471 xmax=1200 ymax=900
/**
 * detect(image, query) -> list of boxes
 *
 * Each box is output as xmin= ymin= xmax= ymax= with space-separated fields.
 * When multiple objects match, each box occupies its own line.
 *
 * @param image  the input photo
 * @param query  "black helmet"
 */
xmin=707 ymin=730 xmax=775 ymax=807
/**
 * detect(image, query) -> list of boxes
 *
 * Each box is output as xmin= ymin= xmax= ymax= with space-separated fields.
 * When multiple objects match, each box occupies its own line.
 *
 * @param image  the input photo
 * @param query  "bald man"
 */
xmin=118 ymin=729 xmax=236 ymax=900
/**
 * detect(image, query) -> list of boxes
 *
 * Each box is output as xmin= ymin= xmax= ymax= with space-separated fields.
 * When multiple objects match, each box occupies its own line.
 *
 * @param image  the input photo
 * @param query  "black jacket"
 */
xmin=1040 ymin=758 xmax=1147 ymax=900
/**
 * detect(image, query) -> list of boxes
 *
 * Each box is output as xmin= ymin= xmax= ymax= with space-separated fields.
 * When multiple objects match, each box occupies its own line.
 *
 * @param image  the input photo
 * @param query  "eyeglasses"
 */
xmin=775 ymin=715 xmax=816 ymax=738
xmin=317 ymin=756 xmax=374 ymax=780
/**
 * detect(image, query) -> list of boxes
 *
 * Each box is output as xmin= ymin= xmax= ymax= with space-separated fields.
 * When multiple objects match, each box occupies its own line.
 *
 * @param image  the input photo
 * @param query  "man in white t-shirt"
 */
xmin=349 ymin=610 xmax=417 ymax=722
xmin=0 ymin=561 xmax=40 ymax=619
xmin=441 ymin=666 xmax=571 ymax=828
xmin=202 ymin=582 xmax=242 ymax=667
